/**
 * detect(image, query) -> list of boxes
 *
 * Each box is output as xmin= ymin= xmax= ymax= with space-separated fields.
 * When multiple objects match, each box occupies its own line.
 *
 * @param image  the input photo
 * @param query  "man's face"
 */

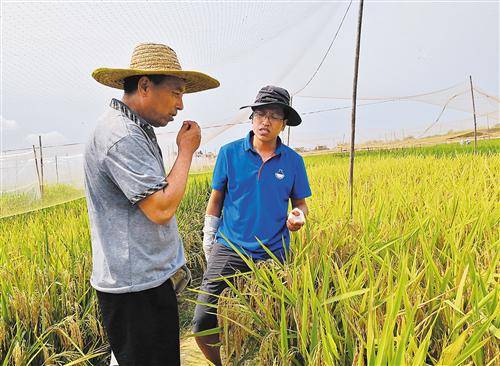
xmin=141 ymin=76 xmax=186 ymax=127
xmin=251 ymin=105 xmax=287 ymax=143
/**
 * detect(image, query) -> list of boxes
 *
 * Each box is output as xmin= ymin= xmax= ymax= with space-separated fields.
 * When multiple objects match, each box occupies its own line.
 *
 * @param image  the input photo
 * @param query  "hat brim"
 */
xmin=240 ymin=102 xmax=302 ymax=126
xmin=92 ymin=68 xmax=220 ymax=93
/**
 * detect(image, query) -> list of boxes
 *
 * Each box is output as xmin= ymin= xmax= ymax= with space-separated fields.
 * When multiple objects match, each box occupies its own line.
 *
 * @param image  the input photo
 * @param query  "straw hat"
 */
xmin=92 ymin=43 xmax=220 ymax=93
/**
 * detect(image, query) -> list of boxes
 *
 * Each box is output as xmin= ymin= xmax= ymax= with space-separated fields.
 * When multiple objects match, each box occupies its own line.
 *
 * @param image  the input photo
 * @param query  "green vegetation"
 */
xmin=334 ymin=138 xmax=500 ymax=159
xmin=0 ymin=177 xmax=210 ymax=365
xmin=1 ymin=141 xmax=498 ymax=365
xmin=0 ymin=184 xmax=84 ymax=218
xmin=218 ymin=149 xmax=499 ymax=365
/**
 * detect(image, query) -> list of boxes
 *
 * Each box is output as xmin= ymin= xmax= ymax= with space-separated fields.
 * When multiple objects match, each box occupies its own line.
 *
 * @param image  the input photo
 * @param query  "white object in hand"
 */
xmin=288 ymin=208 xmax=305 ymax=225
xmin=202 ymin=214 xmax=221 ymax=261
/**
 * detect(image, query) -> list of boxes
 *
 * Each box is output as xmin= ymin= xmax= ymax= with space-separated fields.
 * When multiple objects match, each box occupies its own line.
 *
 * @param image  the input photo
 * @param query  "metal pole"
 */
xmin=349 ymin=0 xmax=365 ymax=220
xmin=38 ymin=135 xmax=44 ymax=195
xmin=469 ymin=75 xmax=478 ymax=154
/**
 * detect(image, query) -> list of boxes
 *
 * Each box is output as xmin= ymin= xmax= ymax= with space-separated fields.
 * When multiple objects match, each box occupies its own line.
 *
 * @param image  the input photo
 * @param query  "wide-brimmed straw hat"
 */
xmin=92 ymin=43 xmax=220 ymax=93
xmin=240 ymin=85 xmax=302 ymax=126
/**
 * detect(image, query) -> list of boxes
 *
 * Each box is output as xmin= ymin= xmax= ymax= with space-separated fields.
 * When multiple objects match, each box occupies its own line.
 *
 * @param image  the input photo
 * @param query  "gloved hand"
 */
xmin=110 ymin=351 xmax=118 ymax=366
xmin=202 ymin=214 xmax=221 ymax=261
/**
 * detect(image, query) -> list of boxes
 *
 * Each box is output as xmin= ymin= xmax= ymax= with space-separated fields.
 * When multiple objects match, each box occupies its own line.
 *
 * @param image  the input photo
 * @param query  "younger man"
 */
xmin=193 ymin=85 xmax=311 ymax=365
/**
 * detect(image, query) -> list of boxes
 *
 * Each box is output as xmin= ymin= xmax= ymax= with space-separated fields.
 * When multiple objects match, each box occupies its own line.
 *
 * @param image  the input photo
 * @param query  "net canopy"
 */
xmin=1 ymin=1 xmax=498 ymax=215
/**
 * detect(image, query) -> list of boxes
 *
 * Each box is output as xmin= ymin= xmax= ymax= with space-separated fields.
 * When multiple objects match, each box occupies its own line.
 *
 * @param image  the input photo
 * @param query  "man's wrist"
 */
xmin=203 ymin=214 xmax=221 ymax=233
xmin=177 ymin=149 xmax=195 ymax=160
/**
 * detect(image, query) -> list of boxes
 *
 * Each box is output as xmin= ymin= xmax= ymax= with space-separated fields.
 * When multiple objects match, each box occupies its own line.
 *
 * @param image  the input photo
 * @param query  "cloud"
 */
xmin=0 ymin=116 xmax=19 ymax=131
xmin=25 ymin=131 xmax=68 ymax=146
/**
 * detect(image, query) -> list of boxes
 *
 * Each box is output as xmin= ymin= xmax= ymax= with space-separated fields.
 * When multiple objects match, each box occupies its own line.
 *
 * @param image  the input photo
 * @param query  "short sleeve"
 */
xmin=291 ymin=156 xmax=312 ymax=199
xmin=103 ymin=135 xmax=167 ymax=204
xmin=212 ymin=147 xmax=228 ymax=191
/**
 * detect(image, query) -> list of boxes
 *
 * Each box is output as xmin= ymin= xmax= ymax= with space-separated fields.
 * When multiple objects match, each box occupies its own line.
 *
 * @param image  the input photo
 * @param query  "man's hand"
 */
xmin=177 ymin=120 xmax=201 ymax=155
xmin=287 ymin=208 xmax=305 ymax=232
xmin=138 ymin=121 xmax=200 ymax=225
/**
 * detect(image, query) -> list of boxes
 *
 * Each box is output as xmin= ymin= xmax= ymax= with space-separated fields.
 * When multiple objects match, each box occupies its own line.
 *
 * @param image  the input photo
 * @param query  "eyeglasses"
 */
xmin=252 ymin=110 xmax=285 ymax=122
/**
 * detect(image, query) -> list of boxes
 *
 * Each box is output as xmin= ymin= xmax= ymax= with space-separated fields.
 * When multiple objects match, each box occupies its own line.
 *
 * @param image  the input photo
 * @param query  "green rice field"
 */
xmin=1 ymin=140 xmax=499 ymax=365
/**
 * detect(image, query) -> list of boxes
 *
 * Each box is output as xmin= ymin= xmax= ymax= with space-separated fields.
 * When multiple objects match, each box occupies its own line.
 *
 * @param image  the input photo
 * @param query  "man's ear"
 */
xmin=282 ymin=120 xmax=288 ymax=131
xmin=138 ymin=76 xmax=151 ymax=96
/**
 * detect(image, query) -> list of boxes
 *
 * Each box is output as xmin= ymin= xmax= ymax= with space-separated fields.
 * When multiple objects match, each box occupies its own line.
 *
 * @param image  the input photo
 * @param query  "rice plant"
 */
xmin=1 ymin=141 xmax=498 ymax=365
xmin=217 ymin=150 xmax=499 ymax=365
xmin=0 ymin=176 xmax=211 ymax=365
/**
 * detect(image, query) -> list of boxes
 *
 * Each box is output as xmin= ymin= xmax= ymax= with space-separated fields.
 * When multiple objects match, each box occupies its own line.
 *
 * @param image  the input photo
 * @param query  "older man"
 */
xmin=193 ymin=85 xmax=311 ymax=365
xmin=84 ymin=43 xmax=218 ymax=366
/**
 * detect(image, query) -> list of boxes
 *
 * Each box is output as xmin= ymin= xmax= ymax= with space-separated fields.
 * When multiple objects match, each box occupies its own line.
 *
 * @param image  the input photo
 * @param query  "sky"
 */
xmin=1 ymin=0 xmax=499 ymax=154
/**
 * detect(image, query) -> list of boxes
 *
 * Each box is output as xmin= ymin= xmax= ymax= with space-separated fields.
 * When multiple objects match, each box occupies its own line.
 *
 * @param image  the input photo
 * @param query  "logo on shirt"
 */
xmin=275 ymin=169 xmax=285 ymax=180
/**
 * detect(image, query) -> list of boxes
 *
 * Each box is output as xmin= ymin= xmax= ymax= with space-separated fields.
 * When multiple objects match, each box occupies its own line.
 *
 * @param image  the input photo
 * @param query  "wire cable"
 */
xmin=417 ymin=91 xmax=468 ymax=137
xmin=293 ymin=0 xmax=353 ymax=96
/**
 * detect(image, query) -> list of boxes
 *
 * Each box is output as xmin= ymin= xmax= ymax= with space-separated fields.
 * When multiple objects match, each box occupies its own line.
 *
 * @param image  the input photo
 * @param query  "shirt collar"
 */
xmin=244 ymin=131 xmax=284 ymax=155
xmin=110 ymin=98 xmax=153 ymax=130
xmin=243 ymin=131 xmax=254 ymax=152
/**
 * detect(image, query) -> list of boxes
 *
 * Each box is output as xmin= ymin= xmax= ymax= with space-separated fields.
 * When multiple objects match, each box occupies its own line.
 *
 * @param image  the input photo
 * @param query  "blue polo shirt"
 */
xmin=213 ymin=131 xmax=312 ymax=259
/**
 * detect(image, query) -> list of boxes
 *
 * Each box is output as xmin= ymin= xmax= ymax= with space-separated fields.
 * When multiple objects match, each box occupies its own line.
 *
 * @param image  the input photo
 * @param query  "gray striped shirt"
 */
xmin=84 ymin=99 xmax=185 ymax=293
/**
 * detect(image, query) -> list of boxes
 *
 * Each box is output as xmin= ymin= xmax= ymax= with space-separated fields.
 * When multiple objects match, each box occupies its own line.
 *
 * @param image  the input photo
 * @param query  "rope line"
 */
xmin=293 ymin=0 xmax=353 ymax=96
xmin=296 ymin=82 xmax=468 ymax=101
xmin=418 ymin=90 xmax=472 ymax=138
xmin=2 ymin=84 xmax=497 ymax=154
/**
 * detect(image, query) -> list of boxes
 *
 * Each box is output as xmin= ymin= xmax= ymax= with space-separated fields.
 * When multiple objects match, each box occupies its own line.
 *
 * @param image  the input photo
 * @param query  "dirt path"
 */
xmin=180 ymin=336 xmax=208 ymax=365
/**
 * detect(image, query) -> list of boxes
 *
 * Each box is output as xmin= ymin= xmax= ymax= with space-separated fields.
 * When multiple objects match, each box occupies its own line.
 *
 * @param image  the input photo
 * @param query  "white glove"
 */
xmin=288 ymin=208 xmax=305 ymax=225
xmin=202 ymin=214 xmax=221 ymax=261
xmin=110 ymin=351 xmax=118 ymax=366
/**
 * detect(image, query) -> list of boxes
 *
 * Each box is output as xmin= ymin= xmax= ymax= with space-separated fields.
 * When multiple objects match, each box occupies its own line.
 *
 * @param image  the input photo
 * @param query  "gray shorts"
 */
xmin=192 ymin=243 xmax=251 ymax=333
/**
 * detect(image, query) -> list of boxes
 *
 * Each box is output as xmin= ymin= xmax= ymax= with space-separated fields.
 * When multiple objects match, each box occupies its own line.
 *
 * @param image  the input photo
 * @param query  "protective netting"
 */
xmin=0 ymin=141 xmax=217 ymax=217
xmin=1 ymin=1 xmax=499 ymax=216
xmin=293 ymin=82 xmax=499 ymax=145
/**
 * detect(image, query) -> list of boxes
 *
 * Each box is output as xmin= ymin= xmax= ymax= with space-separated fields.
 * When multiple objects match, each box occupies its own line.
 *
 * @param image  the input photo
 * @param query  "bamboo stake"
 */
xmin=287 ymin=96 xmax=293 ymax=146
xmin=32 ymin=145 xmax=42 ymax=197
xmin=349 ymin=0 xmax=365 ymax=220
xmin=55 ymin=155 xmax=59 ymax=184
xmin=38 ymin=135 xmax=44 ymax=195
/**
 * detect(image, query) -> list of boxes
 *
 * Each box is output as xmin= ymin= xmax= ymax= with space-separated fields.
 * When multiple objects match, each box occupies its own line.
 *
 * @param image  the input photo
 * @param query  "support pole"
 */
xmin=349 ymin=0 xmax=365 ymax=220
xmin=38 ymin=135 xmax=44 ymax=195
xmin=469 ymin=75 xmax=478 ymax=154
xmin=33 ymin=145 xmax=42 ymax=197
xmin=287 ymin=96 xmax=293 ymax=146
xmin=55 ymin=155 xmax=59 ymax=184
